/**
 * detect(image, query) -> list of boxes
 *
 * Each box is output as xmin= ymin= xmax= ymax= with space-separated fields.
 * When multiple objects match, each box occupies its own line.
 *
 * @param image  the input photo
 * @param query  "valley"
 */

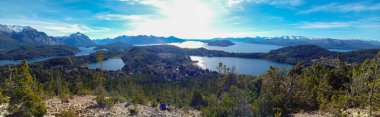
xmin=0 ymin=24 xmax=379 ymax=116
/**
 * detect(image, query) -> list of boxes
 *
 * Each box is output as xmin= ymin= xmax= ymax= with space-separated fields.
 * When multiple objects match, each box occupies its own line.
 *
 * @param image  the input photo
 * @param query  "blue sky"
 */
xmin=0 ymin=0 xmax=379 ymax=40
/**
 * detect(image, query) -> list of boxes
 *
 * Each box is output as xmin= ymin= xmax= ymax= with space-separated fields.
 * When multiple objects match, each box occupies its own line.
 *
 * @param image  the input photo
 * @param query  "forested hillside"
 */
xmin=0 ymin=48 xmax=379 ymax=116
xmin=0 ymin=45 xmax=80 ymax=60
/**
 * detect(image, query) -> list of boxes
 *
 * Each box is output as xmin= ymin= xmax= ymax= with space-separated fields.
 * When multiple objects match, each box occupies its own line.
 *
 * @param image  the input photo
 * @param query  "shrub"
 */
xmin=58 ymin=110 xmax=78 ymax=117
xmin=128 ymin=108 xmax=138 ymax=116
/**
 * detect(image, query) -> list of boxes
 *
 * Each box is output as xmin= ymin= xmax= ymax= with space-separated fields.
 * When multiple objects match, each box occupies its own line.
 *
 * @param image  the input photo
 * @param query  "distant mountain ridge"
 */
xmin=55 ymin=32 xmax=95 ymax=47
xmin=0 ymin=24 xmax=97 ymax=51
xmin=95 ymin=35 xmax=185 ymax=45
xmin=225 ymin=36 xmax=380 ymax=50
xmin=1 ymin=24 xmax=380 ymax=51
xmin=0 ymin=24 xmax=63 ymax=50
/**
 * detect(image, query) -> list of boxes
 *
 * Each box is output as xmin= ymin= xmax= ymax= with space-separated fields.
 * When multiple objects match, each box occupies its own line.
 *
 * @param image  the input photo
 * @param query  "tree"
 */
xmin=96 ymin=51 xmax=104 ymax=93
xmin=8 ymin=60 xmax=47 ymax=116
xmin=190 ymin=91 xmax=206 ymax=110
xmin=368 ymin=51 xmax=380 ymax=116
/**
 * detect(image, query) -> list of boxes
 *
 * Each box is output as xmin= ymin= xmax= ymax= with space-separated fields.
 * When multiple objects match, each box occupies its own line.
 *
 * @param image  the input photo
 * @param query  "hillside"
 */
xmin=265 ymin=45 xmax=336 ymax=64
xmin=0 ymin=44 xmax=379 ymax=116
xmin=206 ymin=40 xmax=235 ymax=47
xmin=0 ymin=45 xmax=80 ymax=60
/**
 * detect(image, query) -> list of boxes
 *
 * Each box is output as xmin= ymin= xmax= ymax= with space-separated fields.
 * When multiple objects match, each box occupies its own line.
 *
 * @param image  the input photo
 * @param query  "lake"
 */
xmin=0 ymin=57 xmax=56 ymax=66
xmin=190 ymin=56 xmax=293 ymax=76
xmin=170 ymin=41 xmax=283 ymax=53
xmin=0 ymin=47 xmax=98 ymax=66
xmin=87 ymin=58 xmax=125 ymax=71
xmin=328 ymin=49 xmax=353 ymax=52
xmin=75 ymin=47 xmax=97 ymax=56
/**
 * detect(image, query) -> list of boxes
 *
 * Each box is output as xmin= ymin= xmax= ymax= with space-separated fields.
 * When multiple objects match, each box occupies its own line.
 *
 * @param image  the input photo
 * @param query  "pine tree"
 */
xmin=8 ymin=60 xmax=47 ymax=116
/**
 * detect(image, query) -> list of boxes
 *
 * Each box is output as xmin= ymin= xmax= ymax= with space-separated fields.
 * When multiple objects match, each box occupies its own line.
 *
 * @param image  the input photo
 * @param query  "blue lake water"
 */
xmin=0 ymin=57 xmax=56 ymax=66
xmin=190 ymin=56 xmax=293 ymax=76
xmin=0 ymin=42 xmax=354 ymax=74
xmin=75 ymin=47 xmax=97 ymax=56
xmin=0 ymin=47 xmax=97 ymax=66
xmin=87 ymin=58 xmax=125 ymax=71
xmin=170 ymin=41 xmax=283 ymax=53
xmin=328 ymin=49 xmax=353 ymax=52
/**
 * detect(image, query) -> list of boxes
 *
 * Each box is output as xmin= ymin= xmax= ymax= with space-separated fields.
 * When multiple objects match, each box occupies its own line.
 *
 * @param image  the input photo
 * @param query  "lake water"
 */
xmin=87 ymin=58 xmax=125 ymax=71
xmin=328 ymin=49 xmax=353 ymax=52
xmin=0 ymin=57 xmax=56 ymax=66
xmin=190 ymin=56 xmax=293 ymax=76
xmin=170 ymin=41 xmax=283 ymax=53
xmin=0 ymin=47 xmax=98 ymax=66
xmin=75 ymin=47 xmax=96 ymax=56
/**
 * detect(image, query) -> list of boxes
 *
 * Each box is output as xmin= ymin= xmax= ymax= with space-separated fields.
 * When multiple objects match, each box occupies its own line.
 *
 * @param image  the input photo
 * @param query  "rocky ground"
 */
xmin=1 ymin=95 xmax=377 ymax=117
xmin=44 ymin=95 xmax=201 ymax=117
xmin=292 ymin=108 xmax=379 ymax=117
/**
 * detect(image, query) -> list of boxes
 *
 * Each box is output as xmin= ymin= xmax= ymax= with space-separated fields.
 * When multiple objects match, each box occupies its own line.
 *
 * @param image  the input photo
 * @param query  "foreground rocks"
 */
xmin=44 ymin=95 xmax=201 ymax=117
xmin=292 ymin=108 xmax=379 ymax=117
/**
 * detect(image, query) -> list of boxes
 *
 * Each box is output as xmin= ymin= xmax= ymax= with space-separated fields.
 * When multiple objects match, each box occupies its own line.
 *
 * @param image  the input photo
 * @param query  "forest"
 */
xmin=0 ymin=50 xmax=379 ymax=116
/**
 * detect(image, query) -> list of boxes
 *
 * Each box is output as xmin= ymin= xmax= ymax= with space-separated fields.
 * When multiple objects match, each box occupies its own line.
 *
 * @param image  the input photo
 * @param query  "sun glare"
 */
xmin=126 ymin=0 xmax=220 ymax=39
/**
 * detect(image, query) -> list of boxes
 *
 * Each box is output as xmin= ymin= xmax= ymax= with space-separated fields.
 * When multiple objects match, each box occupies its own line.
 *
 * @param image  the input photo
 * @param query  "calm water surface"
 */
xmin=0 ymin=57 xmax=56 ymax=66
xmin=170 ymin=41 xmax=283 ymax=53
xmin=191 ymin=56 xmax=293 ymax=76
xmin=328 ymin=49 xmax=353 ymax=52
xmin=87 ymin=58 xmax=125 ymax=71
xmin=0 ymin=47 xmax=97 ymax=66
xmin=75 ymin=47 xmax=96 ymax=56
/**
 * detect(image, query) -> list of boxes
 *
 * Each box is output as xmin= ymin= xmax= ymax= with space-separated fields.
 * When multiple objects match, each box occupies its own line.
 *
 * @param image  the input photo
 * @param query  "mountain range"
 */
xmin=95 ymin=35 xmax=185 ymax=45
xmin=0 ymin=24 xmax=63 ymax=50
xmin=0 ymin=24 xmax=95 ymax=50
xmin=55 ymin=32 xmax=95 ymax=47
xmin=1 ymin=24 xmax=380 ymax=52
xmin=224 ymin=36 xmax=380 ymax=50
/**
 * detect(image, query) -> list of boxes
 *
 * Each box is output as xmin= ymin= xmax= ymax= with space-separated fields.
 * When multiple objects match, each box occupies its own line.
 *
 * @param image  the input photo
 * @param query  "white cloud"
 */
xmin=96 ymin=14 xmax=147 ymax=21
xmin=297 ymin=22 xmax=351 ymax=29
xmin=250 ymin=0 xmax=304 ymax=6
xmin=299 ymin=2 xmax=380 ymax=14
xmin=116 ymin=0 xmax=227 ymax=39
xmin=295 ymin=20 xmax=380 ymax=29
xmin=0 ymin=19 xmax=110 ymax=37
xmin=113 ymin=0 xmax=305 ymax=38
xmin=119 ymin=0 xmax=142 ymax=5
xmin=219 ymin=0 xmax=304 ymax=8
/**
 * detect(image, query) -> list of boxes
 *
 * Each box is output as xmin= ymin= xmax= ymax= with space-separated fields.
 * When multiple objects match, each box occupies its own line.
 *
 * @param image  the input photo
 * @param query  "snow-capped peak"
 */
xmin=0 ymin=24 xmax=31 ymax=33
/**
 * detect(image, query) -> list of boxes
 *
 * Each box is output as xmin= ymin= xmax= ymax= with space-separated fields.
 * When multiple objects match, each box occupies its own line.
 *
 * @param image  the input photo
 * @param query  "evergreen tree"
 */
xmin=8 ymin=60 xmax=47 ymax=117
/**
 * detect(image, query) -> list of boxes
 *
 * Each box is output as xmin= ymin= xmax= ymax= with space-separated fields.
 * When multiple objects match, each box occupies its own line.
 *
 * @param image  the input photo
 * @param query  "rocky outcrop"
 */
xmin=44 ymin=95 xmax=201 ymax=117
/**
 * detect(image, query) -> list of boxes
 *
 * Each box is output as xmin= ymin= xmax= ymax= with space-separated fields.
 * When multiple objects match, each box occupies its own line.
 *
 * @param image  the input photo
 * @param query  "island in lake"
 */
xmin=206 ymin=40 xmax=235 ymax=47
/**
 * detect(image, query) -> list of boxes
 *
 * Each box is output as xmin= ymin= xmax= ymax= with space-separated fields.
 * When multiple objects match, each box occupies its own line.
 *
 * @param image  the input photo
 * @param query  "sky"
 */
xmin=0 ymin=0 xmax=379 ymax=40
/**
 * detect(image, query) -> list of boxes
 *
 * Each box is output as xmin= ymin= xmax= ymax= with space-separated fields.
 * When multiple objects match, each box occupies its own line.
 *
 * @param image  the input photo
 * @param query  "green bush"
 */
xmin=96 ymin=93 xmax=115 ymax=108
xmin=128 ymin=108 xmax=138 ymax=116
xmin=111 ymin=95 xmax=126 ymax=104
xmin=58 ymin=110 xmax=78 ymax=117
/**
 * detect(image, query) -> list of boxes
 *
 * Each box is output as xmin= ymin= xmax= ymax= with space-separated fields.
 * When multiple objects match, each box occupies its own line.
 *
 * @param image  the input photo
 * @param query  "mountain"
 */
xmin=95 ymin=42 xmax=133 ymax=52
xmin=0 ymin=24 xmax=63 ymax=50
xmin=205 ymin=40 xmax=235 ymax=47
xmin=56 ymin=32 xmax=96 ymax=47
xmin=95 ymin=35 xmax=185 ymax=45
xmin=262 ymin=45 xmax=380 ymax=65
xmin=225 ymin=36 xmax=380 ymax=50
xmin=265 ymin=45 xmax=335 ymax=64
